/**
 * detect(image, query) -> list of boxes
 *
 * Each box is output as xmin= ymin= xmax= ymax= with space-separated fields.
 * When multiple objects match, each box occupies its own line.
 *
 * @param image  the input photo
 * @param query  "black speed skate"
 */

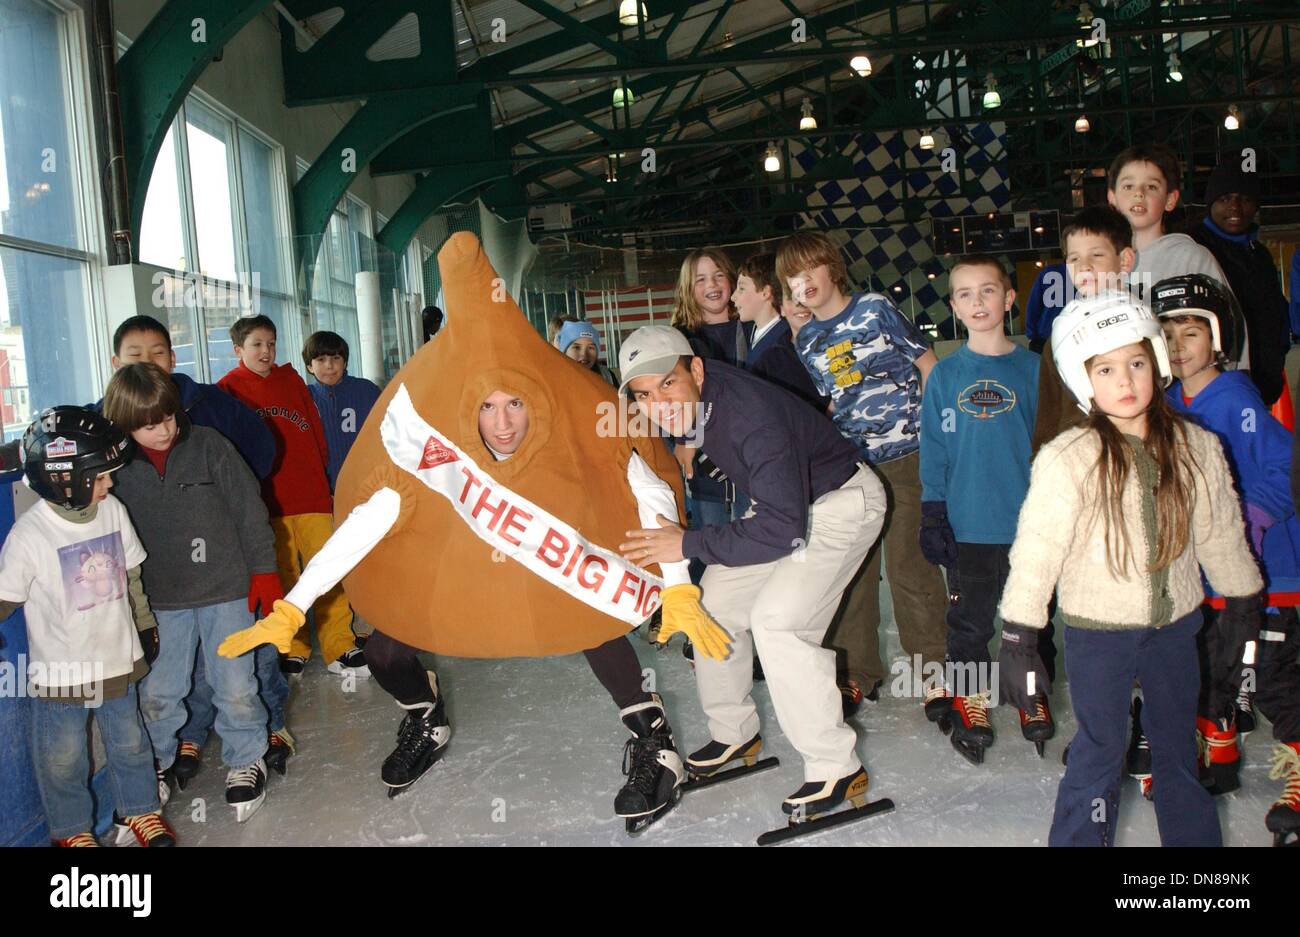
xmin=684 ymin=734 xmax=779 ymax=789
xmin=383 ymin=695 xmax=451 ymax=798
xmin=1019 ymin=695 xmax=1055 ymax=758
xmin=949 ymin=694 xmax=993 ymax=765
xmin=616 ymin=694 xmax=685 ymax=834
xmin=758 ymin=767 xmax=894 ymax=846
xmin=1267 ymin=742 xmax=1300 ymax=847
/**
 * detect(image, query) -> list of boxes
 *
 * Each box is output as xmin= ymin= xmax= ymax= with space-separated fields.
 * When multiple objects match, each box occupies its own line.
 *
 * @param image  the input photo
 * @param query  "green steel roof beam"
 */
xmin=118 ymin=0 xmax=274 ymax=241
xmin=278 ymin=0 xmax=457 ymax=105
xmin=377 ymin=161 xmax=513 ymax=255
xmin=293 ymin=84 xmax=486 ymax=248
xmin=513 ymin=0 xmax=648 ymax=66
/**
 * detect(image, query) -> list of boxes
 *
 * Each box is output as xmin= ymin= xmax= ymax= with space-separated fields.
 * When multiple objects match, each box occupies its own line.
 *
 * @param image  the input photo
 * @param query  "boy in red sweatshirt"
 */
xmin=217 ymin=315 xmax=362 ymax=678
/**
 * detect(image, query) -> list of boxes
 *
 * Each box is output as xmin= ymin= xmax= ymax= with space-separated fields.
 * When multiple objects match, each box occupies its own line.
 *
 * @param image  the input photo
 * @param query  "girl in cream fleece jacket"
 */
xmin=995 ymin=292 xmax=1262 ymax=847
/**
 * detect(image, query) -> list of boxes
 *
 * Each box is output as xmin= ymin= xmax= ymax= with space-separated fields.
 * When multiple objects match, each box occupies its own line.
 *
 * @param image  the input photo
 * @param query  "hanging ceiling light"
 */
xmin=618 ymin=1 xmax=647 ymax=27
xmin=763 ymin=142 xmax=781 ymax=173
xmin=605 ymin=155 xmax=619 ymax=183
xmin=612 ymin=84 xmax=634 ymax=107
xmin=850 ymin=54 xmax=872 ymax=77
xmin=919 ymin=129 xmax=935 ymax=150
xmin=1075 ymin=113 xmax=1090 ymax=133
xmin=1168 ymin=53 xmax=1183 ymax=82
xmin=1224 ymin=104 xmax=1241 ymax=130
xmin=982 ymin=73 xmax=1001 ymax=109
xmin=799 ymin=98 xmax=817 ymax=131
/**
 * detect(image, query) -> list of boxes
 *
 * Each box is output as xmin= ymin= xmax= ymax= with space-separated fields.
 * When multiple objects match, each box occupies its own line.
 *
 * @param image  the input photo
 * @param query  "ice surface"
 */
xmin=171 ymin=627 xmax=1280 ymax=847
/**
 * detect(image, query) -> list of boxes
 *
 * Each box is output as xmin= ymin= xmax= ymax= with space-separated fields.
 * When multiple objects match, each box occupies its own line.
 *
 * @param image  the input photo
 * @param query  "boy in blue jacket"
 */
xmin=919 ymin=254 xmax=1051 ymax=763
xmin=303 ymin=331 xmax=382 ymax=492
xmin=1154 ymin=273 xmax=1300 ymax=839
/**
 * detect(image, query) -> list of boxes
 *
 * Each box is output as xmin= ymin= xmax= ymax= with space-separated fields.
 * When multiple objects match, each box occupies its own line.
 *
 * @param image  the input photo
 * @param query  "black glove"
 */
xmin=919 ymin=500 xmax=958 ymax=567
xmin=140 ymin=627 xmax=160 ymax=665
xmin=998 ymin=622 xmax=1051 ymax=713
xmin=1212 ymin=593 xmax=1262 ymax=713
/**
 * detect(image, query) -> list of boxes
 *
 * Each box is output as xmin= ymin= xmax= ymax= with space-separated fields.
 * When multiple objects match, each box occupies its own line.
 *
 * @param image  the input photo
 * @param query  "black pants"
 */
xmin=946 ymin=542 xmax=1057 ymax=684
xmin=365 ymin=628 xmax=650 ymax=711
xmin=1256 ymin=607 xmax=1300 ymax=741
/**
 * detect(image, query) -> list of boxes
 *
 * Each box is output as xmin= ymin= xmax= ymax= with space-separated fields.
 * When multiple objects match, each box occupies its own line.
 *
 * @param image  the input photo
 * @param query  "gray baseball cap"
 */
xmin=617 ymin=326 xmax=694 ymax=397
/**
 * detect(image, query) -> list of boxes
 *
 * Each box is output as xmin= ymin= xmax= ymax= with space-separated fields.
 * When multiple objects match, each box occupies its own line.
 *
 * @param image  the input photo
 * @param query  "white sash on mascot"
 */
xmin=382 ymin=384 xmax=664 ymax=625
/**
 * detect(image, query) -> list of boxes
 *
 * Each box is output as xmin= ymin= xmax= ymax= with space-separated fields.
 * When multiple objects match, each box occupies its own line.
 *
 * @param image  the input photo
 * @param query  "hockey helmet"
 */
xmin=22 ymin=406 xmax=134 ymax=510
xmin=1150 ymin=274 xmax=1244 ymax=365
xmin=1050 ymin=291 xmax=1172 ymax=415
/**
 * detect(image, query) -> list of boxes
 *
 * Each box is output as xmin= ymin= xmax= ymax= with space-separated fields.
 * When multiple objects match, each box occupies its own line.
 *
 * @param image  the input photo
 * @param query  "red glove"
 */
xmin=248 ymin=572 xmax=285 ymax=617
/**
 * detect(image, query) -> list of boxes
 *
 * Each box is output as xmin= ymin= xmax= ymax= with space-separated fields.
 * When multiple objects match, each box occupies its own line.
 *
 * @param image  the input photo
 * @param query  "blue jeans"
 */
xmin=1050 ymin=611 xmax=1221 ymax=847
xmin=31 ymin=684 xmax=158 ymax=840
xmin=141 ymin=599 xmax=268 ymax=771
xmin=179 ymin=641 xmax=287 ymax=745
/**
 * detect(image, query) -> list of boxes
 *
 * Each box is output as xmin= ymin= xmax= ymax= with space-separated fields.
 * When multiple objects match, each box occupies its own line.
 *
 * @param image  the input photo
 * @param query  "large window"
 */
xmin=137 ymin=93 xmax=295 ymax=382
xmin=0 ymin=0 xmax=101 ymax=438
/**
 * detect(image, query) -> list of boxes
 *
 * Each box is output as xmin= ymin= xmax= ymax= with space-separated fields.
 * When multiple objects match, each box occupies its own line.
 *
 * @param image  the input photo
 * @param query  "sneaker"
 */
xmin=280 ymin=655 xmax=306 ymax=677
xmin=113 ymin=811 xmax=176 ymax=847
xmin=53 ymin=832 xmax=99 ymax=847
xmin=326 ymin=646 xmax=371 ymax=678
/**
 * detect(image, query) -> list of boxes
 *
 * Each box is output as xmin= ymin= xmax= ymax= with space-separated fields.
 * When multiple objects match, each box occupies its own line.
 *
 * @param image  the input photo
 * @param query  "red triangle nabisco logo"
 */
xmin=418 ymin=436 xmax=459 ymax=470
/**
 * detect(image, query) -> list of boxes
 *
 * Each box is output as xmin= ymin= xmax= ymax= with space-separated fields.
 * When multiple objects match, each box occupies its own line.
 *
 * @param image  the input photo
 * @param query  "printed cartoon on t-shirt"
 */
xmin=58 ymin=532 xmax=128 ymax=612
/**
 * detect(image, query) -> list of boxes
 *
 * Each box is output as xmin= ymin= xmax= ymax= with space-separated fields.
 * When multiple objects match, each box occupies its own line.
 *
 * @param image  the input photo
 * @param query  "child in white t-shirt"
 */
xmin=0 ymin=407 xmax=175 ymax=847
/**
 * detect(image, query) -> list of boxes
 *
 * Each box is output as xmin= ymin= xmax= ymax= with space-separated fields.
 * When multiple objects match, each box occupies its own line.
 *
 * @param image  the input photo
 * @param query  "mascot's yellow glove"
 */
xmin=218 ymin=599 xmax=306 ymax=658
xmin=655 ymin=584 xmax=732 ymax=660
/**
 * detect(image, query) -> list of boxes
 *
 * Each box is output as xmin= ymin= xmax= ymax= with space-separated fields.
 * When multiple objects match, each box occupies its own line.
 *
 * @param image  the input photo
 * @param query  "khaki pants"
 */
xmin=271 ymin=513 xmax=357 ymax=664
xmin=823 ymin=451 xmax=948 ymax=688
xmin=695 ymin=466 xmax=886 ymax=782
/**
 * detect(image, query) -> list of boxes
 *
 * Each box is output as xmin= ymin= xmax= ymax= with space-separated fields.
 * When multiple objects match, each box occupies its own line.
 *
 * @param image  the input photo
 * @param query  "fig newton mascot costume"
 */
xmin=220 ymin=233 xmax=731 ymax=832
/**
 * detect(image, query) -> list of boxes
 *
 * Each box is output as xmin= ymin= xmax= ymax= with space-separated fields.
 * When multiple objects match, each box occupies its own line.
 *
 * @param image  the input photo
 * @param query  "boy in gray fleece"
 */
xmin=103 ymin=363 xmax=283 ymax=823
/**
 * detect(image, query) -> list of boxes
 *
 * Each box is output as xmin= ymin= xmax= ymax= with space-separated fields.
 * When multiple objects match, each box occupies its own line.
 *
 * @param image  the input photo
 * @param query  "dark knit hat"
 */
xmin=1204 ymin=158 xmax=1261 ymax=206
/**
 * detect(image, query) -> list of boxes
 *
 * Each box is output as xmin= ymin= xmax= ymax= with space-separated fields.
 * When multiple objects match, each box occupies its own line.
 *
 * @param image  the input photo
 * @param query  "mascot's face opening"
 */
xmin=478 ymin=390 xmax=530 ymax=455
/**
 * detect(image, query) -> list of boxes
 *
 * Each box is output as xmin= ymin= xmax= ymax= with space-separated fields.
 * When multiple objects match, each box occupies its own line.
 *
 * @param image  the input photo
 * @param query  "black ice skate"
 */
xmin=758 ymin=767 xmax=894 ymax=846
xmin=924 ymin=686 xmax=952 ymax=733
xmin=265 ymin=728 xmax=295 ymax=776
xmin=225 ymin=758 xmax=267 ymax=823
xmin=382 ymin=696 xmax=451 ymax=799
xmin=1267 ymin=742 xmax=1300 ymax=847
xmin=1019 ymin=695 xmax=1055 ymax=758
xmin=1235 ymin=685 xmax=1256 ymax=737
xmin=684 ymin=733 xmax=780 ymax=790
xmin=1197 ymin=716 xmax=1242 ymax=795
xmin=616 ymin=694 xmax=685 ymax=834
xmin=949 ymin=694 xmax=994 ymax=765
xmin=173 ymin=740 xmax=201 ymax=790
xmin=1126 ymin=697 xmax=1151 ymax=781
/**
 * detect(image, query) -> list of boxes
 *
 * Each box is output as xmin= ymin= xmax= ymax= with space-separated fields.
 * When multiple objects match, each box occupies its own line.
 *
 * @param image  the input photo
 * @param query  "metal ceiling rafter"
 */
xmin=376 ymin=161 xmax=513 ymax=255
xmin=118 ymin=0 xmax=274 ymax=241
xmin=277 ymin=0 xmax=457 ymax=105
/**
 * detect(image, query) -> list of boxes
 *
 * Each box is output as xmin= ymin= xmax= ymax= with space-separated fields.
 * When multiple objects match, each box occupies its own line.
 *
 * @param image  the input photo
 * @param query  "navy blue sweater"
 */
xmin=678 ymin=361 xmax=860 ymax=566
xmin=745 ymin=317 xmax=828 ymax=410
xmin=309 ymin=373 xmax=382 ymax=490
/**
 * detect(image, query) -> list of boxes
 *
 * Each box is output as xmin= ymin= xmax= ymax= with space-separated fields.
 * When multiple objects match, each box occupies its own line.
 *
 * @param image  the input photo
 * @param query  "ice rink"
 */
xmin=172 ymin=621 xmax=1282 ymax=848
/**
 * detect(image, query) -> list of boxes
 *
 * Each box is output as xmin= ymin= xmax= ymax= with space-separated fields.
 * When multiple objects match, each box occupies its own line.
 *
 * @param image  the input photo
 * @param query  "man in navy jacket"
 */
xmin=616 ymin=326 xmax=886 ymax=821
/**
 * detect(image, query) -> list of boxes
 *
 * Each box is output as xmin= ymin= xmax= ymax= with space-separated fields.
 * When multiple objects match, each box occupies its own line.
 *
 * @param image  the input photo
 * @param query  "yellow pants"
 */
xmin=271 ymin=513 xmax=356 ymax=664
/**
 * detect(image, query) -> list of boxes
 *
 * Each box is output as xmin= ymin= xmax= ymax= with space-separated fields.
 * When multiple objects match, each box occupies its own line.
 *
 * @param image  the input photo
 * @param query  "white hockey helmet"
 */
xmin=1050 ymin=291 xmax=1172 ymax=415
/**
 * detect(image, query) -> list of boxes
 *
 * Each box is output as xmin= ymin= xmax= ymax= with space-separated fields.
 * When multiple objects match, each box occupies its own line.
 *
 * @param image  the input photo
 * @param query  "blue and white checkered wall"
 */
xmin=791 ymin=122 xmax=1012 ymax=334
